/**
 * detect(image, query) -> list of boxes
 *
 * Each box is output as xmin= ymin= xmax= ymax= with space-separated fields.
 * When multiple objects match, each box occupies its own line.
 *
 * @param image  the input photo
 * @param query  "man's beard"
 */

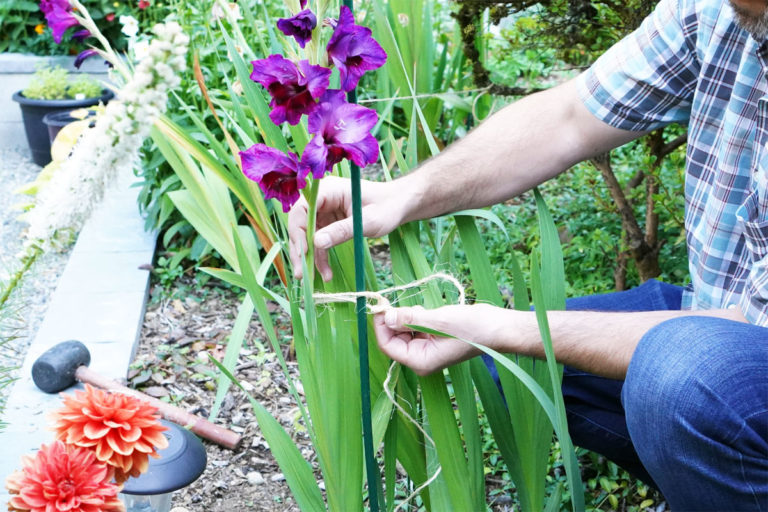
xmin=730 ymin=1 xmax=768 ymax=40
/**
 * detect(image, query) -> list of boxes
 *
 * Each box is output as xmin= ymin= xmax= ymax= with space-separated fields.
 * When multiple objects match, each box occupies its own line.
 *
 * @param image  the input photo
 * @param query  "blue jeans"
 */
xmin=484 ymin=279 xmax=768 ymax=510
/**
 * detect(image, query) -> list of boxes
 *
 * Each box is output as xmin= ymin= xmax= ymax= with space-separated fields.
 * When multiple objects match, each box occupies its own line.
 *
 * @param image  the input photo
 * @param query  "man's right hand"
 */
xmin=287 ymin=175 xmax=411 ymax=281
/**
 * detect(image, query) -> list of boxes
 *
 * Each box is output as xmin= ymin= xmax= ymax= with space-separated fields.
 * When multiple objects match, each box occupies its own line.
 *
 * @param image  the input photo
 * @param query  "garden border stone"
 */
xmin=0 ymin=167 xmax=155 ymax=502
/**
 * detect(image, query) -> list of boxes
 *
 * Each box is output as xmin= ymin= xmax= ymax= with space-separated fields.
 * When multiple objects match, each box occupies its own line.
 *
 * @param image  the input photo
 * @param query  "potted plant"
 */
xmin=12 ymin=65 xmax=114 ymax=166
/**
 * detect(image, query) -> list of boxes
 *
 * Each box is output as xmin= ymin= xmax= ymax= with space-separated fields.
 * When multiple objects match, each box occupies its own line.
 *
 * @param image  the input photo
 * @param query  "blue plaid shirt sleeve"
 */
xmin=576 ymin=0 xmax=699 ymax=132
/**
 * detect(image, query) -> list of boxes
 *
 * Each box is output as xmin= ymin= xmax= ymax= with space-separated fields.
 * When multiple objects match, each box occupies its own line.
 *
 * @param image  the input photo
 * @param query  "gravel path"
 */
xmin=0 ymin=145 xmax=71 ymax=404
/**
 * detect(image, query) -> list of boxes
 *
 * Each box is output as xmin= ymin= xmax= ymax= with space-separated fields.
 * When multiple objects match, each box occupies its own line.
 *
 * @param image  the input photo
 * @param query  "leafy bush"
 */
xmin=22 ymin=66 xmax=103 ymax=99
xmin=67 ymin=75 xmax=104 ymax=98
xmin=0 ymin=0 xmax=170 ymax=55
xmin=22 ymin=66 xmax=69 ymax=99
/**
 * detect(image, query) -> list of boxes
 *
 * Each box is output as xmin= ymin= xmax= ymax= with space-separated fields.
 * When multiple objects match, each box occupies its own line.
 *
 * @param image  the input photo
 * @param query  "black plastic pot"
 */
xmin=12 ymin=89 xmax=114 ymax=166
xmin=42 ymin=109 xmax=98 ymax=146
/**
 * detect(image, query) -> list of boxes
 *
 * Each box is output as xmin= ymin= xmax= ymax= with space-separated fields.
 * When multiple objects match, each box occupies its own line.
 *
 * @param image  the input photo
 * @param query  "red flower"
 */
xmin=50 ymin=385 xmax=169 ymax=483
xmin=138 ymin=0 xmax=150 ymax=9
xmin=5 ymin=441 xmax=124 ymax=512
xmin=105 ymin=12 xmax=115 ymax=21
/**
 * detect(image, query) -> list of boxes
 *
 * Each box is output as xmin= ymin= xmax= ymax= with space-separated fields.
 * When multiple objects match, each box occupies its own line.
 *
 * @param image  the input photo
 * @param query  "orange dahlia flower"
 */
xmin=5 ymin=440 xmax=124 ymax=512
xmin=50 ymin=384 xmax=169 ymax=483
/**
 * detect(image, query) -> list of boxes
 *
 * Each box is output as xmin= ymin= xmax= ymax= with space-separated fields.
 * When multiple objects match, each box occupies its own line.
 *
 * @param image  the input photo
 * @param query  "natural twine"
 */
xmin=313 ymin=272 xmax=466 ymax=510
xmin=313 ymin=272 xmax=465 ymax=313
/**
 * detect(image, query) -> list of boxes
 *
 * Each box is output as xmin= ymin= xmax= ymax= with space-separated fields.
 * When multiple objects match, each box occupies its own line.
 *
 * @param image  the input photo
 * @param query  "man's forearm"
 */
xmin=491 ymin=307 xmax=748 ymax=379
xmin=394 ymin=77 xmax=643 ymax=223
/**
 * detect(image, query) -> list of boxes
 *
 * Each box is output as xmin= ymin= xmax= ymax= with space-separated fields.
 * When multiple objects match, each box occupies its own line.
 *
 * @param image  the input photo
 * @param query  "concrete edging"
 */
xmin=0 ymin=167 xmax=156 ymax=501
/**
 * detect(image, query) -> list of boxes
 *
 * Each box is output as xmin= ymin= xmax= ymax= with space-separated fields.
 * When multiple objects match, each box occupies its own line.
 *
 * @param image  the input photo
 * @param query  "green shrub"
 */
xmin=0 ymin=0 xmax=172 ymax=56
xmin=67 ymin=75 xmax=103 ymax=99
xmin=22 ymin=66 xmax=103 ymax=100
xmin=22 ymin=66 xmax=69 ymax=100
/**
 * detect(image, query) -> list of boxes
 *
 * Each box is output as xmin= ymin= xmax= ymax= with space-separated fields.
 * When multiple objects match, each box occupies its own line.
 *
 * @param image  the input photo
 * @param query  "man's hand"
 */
xmin=288 ymin=176 xmax=411 ymax=280
xmin=373 ymin=304 xmax=501 ymax=375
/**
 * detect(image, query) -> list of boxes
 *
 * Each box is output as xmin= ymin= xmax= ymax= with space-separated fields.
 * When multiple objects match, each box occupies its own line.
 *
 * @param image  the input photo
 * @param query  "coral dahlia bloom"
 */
xmin=50 ymin=385 xmax=169 ymax=483
xmin=5 ymin=440 xmax=124 ymax=512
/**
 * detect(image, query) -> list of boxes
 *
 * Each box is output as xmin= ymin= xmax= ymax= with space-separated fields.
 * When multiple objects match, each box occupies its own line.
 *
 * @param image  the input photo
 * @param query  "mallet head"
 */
xmin=31 ymin=340 xmax=91 ymax=393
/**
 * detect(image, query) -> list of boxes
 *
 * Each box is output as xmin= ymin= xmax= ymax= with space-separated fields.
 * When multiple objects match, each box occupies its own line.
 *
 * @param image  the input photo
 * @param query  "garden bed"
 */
xmin=134 ymin=278 xmax=302 ymax=511
xmin=135 ymin=276 xmax=670 ymax=512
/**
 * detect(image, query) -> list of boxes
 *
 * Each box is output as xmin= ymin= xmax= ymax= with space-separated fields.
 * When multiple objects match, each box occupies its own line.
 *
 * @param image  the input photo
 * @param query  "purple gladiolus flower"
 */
xmin=250 ymin=54 xmax=331 ymax=126
xmin=240 ymin=144 xmax=309 ymax=212
xmin=39 ymin=0 xmax=69 ymax=15
xmin=276 ymin=9 xmax=316 ymax=49
xmin=74 ymin=48 xmax=99 ymax=69
xmin=301 ymin=89 xmax=379 ymax=178
xmin=71 ymin=29 xmax=91 ymax=42
xmin=300 ymin=0 xmax=307 ymax=8
xmin=40 ymin=0 xmax=80 ymax=44
xmin=326 ymin=6 xmax=386 ymax=92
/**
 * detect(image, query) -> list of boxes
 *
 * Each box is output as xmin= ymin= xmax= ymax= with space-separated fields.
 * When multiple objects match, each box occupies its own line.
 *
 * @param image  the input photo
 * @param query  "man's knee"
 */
xmin=622 ymin=316 xmax=768 ymax=508
xmin=624 ymin=315 xmax=767 ymax=437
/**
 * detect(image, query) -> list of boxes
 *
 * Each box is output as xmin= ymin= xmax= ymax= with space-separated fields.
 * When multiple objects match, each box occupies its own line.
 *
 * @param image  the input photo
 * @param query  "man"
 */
xmin=288 ymin=0 xmax=768 ymax=508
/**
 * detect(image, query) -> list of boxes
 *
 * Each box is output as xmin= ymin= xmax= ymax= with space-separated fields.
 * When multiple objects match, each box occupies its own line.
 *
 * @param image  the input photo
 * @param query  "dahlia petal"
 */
xmin=141 ymin=430 xmax=169 ymax=449
xmin=132 ymin=454 xmax=150 ymax=474
xmin=119 ymin=425 xmax=142 ymax=443
xmin=95 ymin=441 xmax=113 ymax=461
xmin=83 ymin=421 xmax=111 ymax=440
xmin=106 ymin=433 xmax=132 ymax=456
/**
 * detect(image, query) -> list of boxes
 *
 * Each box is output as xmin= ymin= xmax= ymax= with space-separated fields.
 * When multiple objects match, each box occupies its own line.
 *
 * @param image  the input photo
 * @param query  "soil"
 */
xmin=134 ymin=278 xmax=304 ymax=512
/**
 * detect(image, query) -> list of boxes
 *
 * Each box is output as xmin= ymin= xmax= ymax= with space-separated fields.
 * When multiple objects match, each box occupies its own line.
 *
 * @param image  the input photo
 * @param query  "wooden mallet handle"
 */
xmin=75 ymin=366 xmax=242 ymax=450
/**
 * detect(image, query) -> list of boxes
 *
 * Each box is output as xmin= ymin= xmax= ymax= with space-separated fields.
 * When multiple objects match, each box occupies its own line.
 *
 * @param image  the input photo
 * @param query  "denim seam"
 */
xmin=739 ymin=452 xmax=765 ymax=512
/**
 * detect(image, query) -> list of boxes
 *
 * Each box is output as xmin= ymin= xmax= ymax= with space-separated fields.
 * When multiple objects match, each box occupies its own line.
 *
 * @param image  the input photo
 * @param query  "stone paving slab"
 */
xmin=0 ymin=166 xmax=155 ymax=500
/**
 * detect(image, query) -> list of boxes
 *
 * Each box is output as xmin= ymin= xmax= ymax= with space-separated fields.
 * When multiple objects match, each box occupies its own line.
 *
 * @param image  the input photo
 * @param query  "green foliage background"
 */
xmin=0 ymin=0 xmax=171 ymax=55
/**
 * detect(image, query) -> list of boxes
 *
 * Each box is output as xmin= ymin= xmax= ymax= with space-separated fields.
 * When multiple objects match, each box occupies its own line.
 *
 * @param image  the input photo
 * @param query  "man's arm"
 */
xmin=289 ymin=75 xmax=643 ymax=278
xmin=374 ymin=305 xmax=748 ymax=379
xmin=392 ymin=76 xmax=643 ymax=223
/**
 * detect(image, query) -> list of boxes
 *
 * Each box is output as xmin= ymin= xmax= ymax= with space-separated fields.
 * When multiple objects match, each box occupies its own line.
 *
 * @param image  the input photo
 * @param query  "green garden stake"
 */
xmin=343 ymin=2 xmax=383 ymax=510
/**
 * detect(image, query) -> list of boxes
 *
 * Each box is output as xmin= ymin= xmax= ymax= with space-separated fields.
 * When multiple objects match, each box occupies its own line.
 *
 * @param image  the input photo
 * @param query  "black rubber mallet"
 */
xmin=32 ymin=340 xmax=242 ymax=450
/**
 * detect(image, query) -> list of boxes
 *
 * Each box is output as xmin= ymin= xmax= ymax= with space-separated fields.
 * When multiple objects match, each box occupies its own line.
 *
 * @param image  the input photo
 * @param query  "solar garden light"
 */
xmin=120 ymin=420 xmax=207 ymax=512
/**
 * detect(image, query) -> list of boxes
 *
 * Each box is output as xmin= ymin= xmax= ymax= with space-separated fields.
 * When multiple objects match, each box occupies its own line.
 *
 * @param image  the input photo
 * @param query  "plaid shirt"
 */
xmin=577 ymin=0 xmax=768 ymax=326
